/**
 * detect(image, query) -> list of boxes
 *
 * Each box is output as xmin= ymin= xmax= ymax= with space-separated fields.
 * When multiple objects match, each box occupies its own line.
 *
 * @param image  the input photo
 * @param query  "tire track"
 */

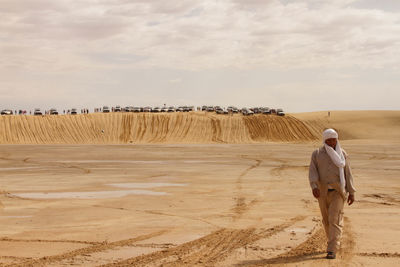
xmin=0 ymin=237 xmax=101 ymax=245
xmin=242 ymin=216 xmax=356 ymax=266
xmin=6 ymin=230 xmax=168 ymax=267
xmin=99 ymin=216 xmax=306 ymax=267
xmin=232 ymin=158 xmax=262 ymax=220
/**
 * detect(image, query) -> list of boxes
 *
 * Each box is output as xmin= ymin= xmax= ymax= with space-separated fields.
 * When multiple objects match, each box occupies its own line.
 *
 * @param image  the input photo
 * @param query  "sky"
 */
xmin=1 ymin=0 xmax=400 ymax=112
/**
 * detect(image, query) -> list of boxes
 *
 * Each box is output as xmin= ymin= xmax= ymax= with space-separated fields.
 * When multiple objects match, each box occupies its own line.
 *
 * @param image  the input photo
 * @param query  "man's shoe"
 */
xmin=326 ymin=251 xmax=336 ymax=259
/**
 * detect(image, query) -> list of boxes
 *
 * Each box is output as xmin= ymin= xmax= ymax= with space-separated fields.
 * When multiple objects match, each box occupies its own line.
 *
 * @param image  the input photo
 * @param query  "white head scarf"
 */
xmin=323 ymin=129 xmax=346 ymax=192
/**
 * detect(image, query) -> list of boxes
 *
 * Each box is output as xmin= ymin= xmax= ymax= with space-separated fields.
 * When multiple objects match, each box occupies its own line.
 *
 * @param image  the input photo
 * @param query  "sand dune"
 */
xmin=0 ymin=113 xmax=318 ymax=144
xmin=0 ymin=111 xmax=398 ymax=144
xmin=293 ymin=110 xmax=400 ymax=141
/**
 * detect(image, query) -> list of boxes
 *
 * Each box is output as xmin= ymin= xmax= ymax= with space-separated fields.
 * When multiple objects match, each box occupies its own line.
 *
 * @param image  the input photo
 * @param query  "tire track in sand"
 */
xmin=6 ymin=230 xmax=168 ymax=267
xmin=241 ymin=216 xmax=356 ymax=266
xmin=232 ymin=158 xmax=262 ymax=220
xmin=99 ymin=216 xmax=306 ymax=267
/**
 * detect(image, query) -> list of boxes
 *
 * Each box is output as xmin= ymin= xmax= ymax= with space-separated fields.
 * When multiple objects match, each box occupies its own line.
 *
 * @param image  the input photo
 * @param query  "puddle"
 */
xmin=12 ymin=190 xmax=167 ymax=199
xmin=286 ymin=228 xmax=310 ymax=233
xmin=108 ymin=183 xmax=187 ymax=189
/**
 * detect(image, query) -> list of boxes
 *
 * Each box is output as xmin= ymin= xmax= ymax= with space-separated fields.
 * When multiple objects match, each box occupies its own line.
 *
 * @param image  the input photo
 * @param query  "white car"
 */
xmin=34 ymin=108 xmax=42 ymax=115
xmin=1 ymin=109 xmax=13 ymax=115
xmin=103 ymin=106 xmax=110 ymax=113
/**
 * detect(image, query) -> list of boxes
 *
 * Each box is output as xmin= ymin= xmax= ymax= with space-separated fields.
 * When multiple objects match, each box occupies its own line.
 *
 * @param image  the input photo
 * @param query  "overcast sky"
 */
xmin=1 ymin=0 xmax=400 ymax=112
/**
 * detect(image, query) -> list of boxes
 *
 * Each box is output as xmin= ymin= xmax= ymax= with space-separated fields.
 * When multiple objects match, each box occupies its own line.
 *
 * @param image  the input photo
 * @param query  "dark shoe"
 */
xmin=326 ymin=251 xmax=336 ymax=259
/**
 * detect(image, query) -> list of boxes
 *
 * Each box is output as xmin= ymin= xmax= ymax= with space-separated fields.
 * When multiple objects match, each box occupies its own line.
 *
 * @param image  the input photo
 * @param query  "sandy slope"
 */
xmin=292 ymin=110 xmax=400 ymax=141
xmin=1 ymin=110 xmax=399 ymax=145
xmin=0 ymin=113 xmax=318 ymax=144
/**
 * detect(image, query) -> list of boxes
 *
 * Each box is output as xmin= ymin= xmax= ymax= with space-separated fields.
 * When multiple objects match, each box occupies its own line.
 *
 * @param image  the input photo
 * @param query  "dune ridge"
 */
xmin=0 ymin=113 xmax=319 ymax=144
xmin=1 ymin=111 xmax=398 ymax=144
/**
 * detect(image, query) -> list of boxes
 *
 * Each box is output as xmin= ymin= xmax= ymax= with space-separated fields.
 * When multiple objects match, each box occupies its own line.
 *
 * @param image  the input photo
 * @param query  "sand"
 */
xmin=0 ymin=111 xmax=399 ymax=266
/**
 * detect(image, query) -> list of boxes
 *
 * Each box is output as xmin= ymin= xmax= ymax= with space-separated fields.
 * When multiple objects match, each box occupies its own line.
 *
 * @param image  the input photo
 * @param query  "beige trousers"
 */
xmin=318 ymin=190 xmax=345 ymax=253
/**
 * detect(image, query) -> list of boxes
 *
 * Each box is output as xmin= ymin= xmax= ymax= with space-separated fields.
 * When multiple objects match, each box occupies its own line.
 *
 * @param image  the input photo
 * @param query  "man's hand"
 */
xmin=348 ymin=194 xmax=355 ymax=205
xmin=312 ymin=188 xmax=320 ymax=198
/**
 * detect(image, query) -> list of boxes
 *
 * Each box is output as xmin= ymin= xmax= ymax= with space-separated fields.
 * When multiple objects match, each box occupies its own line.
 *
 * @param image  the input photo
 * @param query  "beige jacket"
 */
xmin=309 ymin=146 xmax=356 ymax=196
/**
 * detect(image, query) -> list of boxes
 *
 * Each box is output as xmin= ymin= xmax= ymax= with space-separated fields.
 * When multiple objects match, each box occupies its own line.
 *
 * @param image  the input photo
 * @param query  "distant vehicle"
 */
xmin=201 ymin=105 xmax=207 ymax=111
xmin=34 ymin=108 xmax=42 ymax=115
xmin=183 ymin=106 xmax=191 ymax=112
xmin=124 ymin=106 xmax=133 ymax=112
xmin=216 ymin=108 xmax=228 ymax=114
xmin=176 ymin=106 xmax=184 ymax=112
xmin=114 ymin=106 xmax=122 ymax=112
xmin=161 ymin=107 xmax=168 ymax=112
xmin=143 ymin=106 xmax=152 ymax=112
xmin=215 ymin=106 xmax=223 ymax=113
xmin=232 ymin=107 xmax=239 ymax=113
xmin=262 ymin=107 xmax=271 ymax=114
xmin=270 ymin=109 xmax=277 ymax=114
xmin=49 ymin=108 xmax=58 ymax=115
xmin=152 ymin=107 xmax=161 ymax=113
xmin=132 ymin=107 xmax=141 ymax=112
xmin=277 ymin=111 xmax=285 ymax=116
xmin=242 ymin=108 xmax=254 ymax=116
xmin=1 ymin=109 xmax=13 ymax=115
xmin=103 ymin=106 xmax=110 ymax=113
xmin=206 ymin=106 xmax=214 ymax=112
xmin=167 ymin=106 xmax=175 ymax=112
xmin=71 ymin=108 xmax=78 ymax=115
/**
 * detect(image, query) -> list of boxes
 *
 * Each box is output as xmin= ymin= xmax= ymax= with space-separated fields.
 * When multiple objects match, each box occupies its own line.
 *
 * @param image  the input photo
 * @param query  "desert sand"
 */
xmin=0 ymin=111 xmax=399 ymax=266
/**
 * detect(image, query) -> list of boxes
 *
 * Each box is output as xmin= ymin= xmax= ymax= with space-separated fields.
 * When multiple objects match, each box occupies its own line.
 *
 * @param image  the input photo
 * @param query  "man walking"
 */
xmin=309 ymin=129 xmax=356 ymax=259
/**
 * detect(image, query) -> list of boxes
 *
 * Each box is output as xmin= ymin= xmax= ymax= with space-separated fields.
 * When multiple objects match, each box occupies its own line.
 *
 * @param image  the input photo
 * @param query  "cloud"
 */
xmin=1 ymin=0 xmax=400 ymax=72
xmin=169 ymin=78 xmax=182 ymax=83
xmin=1 ymin=0 xmax=400 ymax=112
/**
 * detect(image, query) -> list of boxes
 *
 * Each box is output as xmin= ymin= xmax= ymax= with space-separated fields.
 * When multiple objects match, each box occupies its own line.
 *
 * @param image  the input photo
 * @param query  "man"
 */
xmin=309 ymin=128 xmax=356 ymax=259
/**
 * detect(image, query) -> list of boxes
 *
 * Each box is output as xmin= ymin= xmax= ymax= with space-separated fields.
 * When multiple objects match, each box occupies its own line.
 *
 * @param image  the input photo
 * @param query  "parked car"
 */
xmin=206 ymin=106 xmax=214 ymax=112
xmin=143 ymin=106 xmax=152 ymax=112
xmin=167 ymin=106 xmax=175 ymax=112
xmin=201 ymin=105 xmax=207 ymax=111
xmin=215 ymin=106 xmax=223 ymax=113
xmin=176 ymin=106 xmax=184 ymax=112
xmin=152 ymin=107 xmax=161 ymax=113
xmin=1 ymin=109 xmax=13 ymax=115
xmin=216 ymin=108 xmax=228 ymax=114
xmin=277 ymin=109 xmax=285 ymax=116
xmin=103 ymin=106 xmax=110 ymax=113
xmin=242 ymin=108 xmax=254 ymax=116
xmin=114 ymin=106 xmax=122 ymax=112
xmin=34 ymin=108 xmax=42 ymax=115
xmin=49 ymin=108 xmax=58 ymax=115
xmin=71 ymin=108 xmax=78 ymax=115
xmin=261 ymin=107 xmax=271 ymax=114
xmin=124 ymin=106 xmax=133 ymax=112
xmin=161 ymin=107 xmax=168 ymax=112
xmin=132 ymin=107 xmax=141 ymax=112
